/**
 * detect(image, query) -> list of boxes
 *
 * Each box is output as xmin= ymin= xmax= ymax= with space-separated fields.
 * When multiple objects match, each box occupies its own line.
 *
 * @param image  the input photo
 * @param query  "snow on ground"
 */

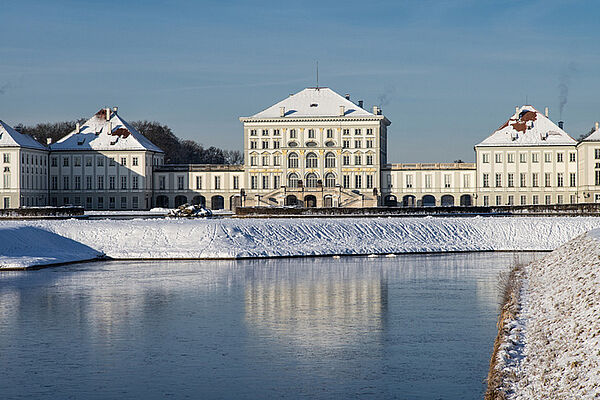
xmin=0 ymin=225 xmax=103 ymax=269
xmin=496 ymin=231 xmax=600 ymax=399
xmin=2 ymin=216 xmax=600 ymax=269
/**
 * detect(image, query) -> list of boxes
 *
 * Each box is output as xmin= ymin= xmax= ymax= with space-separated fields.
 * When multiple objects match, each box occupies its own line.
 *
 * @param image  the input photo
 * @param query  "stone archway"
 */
xmin=422 ymin=195 xmax=436 ymax=207
xmin=304 ymin=195 xmax=317 ymax=207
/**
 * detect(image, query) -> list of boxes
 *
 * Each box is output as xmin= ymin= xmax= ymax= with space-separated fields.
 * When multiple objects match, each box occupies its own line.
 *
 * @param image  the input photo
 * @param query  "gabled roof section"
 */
xmin=247 ymin=87 xmax=375 ymax=119
xmin=476 ymin=105 xmax=576 ymax=147
xmin=581 ymin=127 xmax=600 ymax=142
xmin=0 ymin=120 xmax=47 ymax=150
xmin=50 ymin=108 xmax=163 ymax=152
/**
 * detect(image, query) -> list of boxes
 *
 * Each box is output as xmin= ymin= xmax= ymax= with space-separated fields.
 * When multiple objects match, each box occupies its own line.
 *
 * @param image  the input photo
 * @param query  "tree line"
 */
xmin=14 ymin=120 xmax=244 ymax=165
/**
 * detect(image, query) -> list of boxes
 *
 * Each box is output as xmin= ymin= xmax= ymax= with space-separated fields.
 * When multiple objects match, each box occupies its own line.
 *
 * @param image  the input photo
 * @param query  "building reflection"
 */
xmin=244 ymin=258 xmax=388 ymax=349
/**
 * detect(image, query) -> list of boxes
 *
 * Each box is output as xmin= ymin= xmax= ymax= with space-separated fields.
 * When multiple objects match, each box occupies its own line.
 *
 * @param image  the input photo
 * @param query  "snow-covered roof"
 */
xmin=0 ymin=120 xmax=47 ymax=150
xmin=247 ymin=87 xmax=376 ymax=119
xmin=581 ymin=127 xmax=600 ymax=142
xmin=476 ymin=105 xmax=576 ymax=147
xmin=51 ymin=108 xmax=163 ymax=153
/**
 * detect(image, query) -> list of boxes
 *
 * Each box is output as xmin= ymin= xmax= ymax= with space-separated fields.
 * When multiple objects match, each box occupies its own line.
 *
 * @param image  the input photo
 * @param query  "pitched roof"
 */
xmin=476 ymin=105 xmax=576 ymax=147
xmin=50 ymin=108 xmax=163 ymax=152
xmin=0 ymin=120 xmax=47 ymax=150
xmin=581 ymin=127 xmax=600 ymax=142
xmin=247 ymin=87 xmax=375 ymax=119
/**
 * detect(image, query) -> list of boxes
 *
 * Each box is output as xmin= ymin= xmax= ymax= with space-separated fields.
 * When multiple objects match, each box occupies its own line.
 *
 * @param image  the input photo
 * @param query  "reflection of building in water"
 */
xmin=244 ymin=261 xmax=387 ymax=349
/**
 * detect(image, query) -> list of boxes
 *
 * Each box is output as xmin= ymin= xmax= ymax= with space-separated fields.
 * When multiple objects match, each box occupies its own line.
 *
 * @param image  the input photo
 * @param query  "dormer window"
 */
xmin=310 ymin=103 xmax=318 ymax=107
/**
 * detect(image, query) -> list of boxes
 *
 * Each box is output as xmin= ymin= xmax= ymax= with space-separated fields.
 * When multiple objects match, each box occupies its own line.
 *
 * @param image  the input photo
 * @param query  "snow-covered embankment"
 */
xmin=2 ymin=216 xmax=600 ymax=269
xmin=488 ymin=230 xmax=600 ymax=399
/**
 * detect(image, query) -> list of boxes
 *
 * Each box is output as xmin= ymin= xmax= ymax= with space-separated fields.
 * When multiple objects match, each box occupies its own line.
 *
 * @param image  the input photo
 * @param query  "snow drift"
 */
xmin=2 ymin=216 xmax=600 ymax=269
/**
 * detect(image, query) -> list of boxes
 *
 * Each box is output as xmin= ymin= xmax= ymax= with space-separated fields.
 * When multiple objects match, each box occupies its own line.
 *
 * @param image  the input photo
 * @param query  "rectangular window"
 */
xmin=366 ymin=139 xmax=373 ymax=148
xmin=109 ymin=158 xmax=116 ymax=167
xmin=86 ymin=197 xmax=92 ymax=208
xmin=250 ymin=129 xmax=257 ymax=136
xmin=495 ymin=153 xmax=502 ymax=163
xmin=496 ymin=195 xmax=502 ymax=206
xmin=520 ymin=195 xmax=527 ymax=205
xmin=508 ymin=195 xmax=514 ymax=205
xmin=158 ymin=176 xmax=165 ymax=190
xmin=109 ymin=197 xmax=116 ymax=209
xmin=250 ymin=156 xmax=257 ymax=166
xmin=444 ymin=174 xmax=451 ymax=188
xmin=233 ymin=176 xmax=239 ymax=190
xmin=343 ymin=140 xmax=350 ymax=149
xmin=366 ymin=128 xmax=373 ymax=135
xmin=177 ymin=176 xmax=184 ymax=190
xmin=196 ymin=176 xmax=202 ymax=190
xmin=120 ymin=196 xmax=127 ymax=209
xmin=405 ymin=175 xmax=413 ymax=188
xmin=545 ymin=195 xmax=551 ymax=205
xmin=544 ymin=153 xmax=551 ymax=163
xmin=98 ymin=197 xmax=104 ymax=209
xmin=74 ymin=157 xmax=81 ymax=167
xmin=557 ymin=195 xmax=563 ymax=204
xmin=532 ymin=153 xmax=539 ymax=163
xmin=354 ymin=129 xmax=361 ymax=135
xmin=273 ymin=155 xmax=281 ymax=166
xmin=262 ymin=156 xmax=269 ymax=166
xmin=289 ymin=129 xmax=296 ymax=139
xmin=132 ymin=197 xmax=138 ymax=209
xmin=557 ymin=153 xmax=563 ymax=163
xmin=273 ymin=175 xmax=280 ymax=189
xmin=63 ymin=176 xmax=69 ymax=190
xmin=482 ymin=153 xmax=489 ymax=163
xmin=425 ymin=175 xmax=432 ymax=189
xmin=74 ymin=176 xmax=81 ymax=190
xmin=86 ymin=176 xmax=92 ymax=190
xmin=273 ymin=129 xmax=280 ymax=136
xmin=366 ymin=175 xmax=373 ymax=189
xmin=308 ymin=129 xmax=315 ymax=139
xmin=343 ymin=129 xmax=350 ymax=136
xmin=132 ymin=176 xmax=138 ymax=190
xmin=520 ymin=173 xmax=526 ymax=187
xmin=262 ymin=141 xmax=268 ymax=149
xmin=132 ymin=157 xmax=138 ymax=166
xmin=3 ymin=153 xmax=9 ymax=163
xmin=343 ymin=155 xmax=350 ymax=166
xmin=251 ymin=175 xmax=257 ymax=190
xmin=557 ymin=173 xmax=563 ymax=187
xmin=495 ymin=173 xmax=502 ymax=187
xmin=570 ymin=173 xmax=576 ymax=187
xmin=507 ymin=173 xmax=514 ymax=187
xmin=519 ymin=153 xmax=527 ymax=163
xmin=354 ymin=155 xmax=362 ymax=165
xmin=121 ymin=176 xmax=127 ymax=190
xmin=355 ymin=175 xmax=362 ymax=189
xmin=483 ymin=195 xmax=489 ymax=206
xmin=343 ymin=175 xmax=350 ymax=188
xmin=571 ymin=195 xmax=576 ymax=204
xmin=595 ymin=170 xmax=600 ymax=186
xmin=214 ymin=176 xmax=221 ymax=190
xmin=355 ymin=140 xmax=361 ymax=148
xmin=51 ymin=176 xmax=57 ymax=190
xmin=569 ymin=153 xmax=576 ymax=162
xmin=97 ymin=157 xmax=104 ymax=167
xmin=482 ymin=173 xmax=489 ymax=188
xmin=544 ymin=172 xmax=551 ymax=187
xmin=366 ymin=155 xmax=373 ymax=165
xmin=595 ymin=149 xmax=600 ymax=160
xmin=507 ymin=153 xmax=515 ymax=163
xmin=51 ymin=157 xmax=58 ymax=167
xmin=326 ymin=129 xmax=333 ymax=138
xmin=262 ymin=129 xmax=268 ymax=136
xmin=120 ymin=157 xmax=127 ymax=166
xmin=262 ymin=175 xmax=268 ymax=189
xmin=250 ymin=141 xmax=257 ymax=149
xmin=273 ymin=141 xmax=280 ymax=149
xmin=63 ymin=157 xmax=69 ymax=167
xmin=532 ymin=173 xmax=539 ymax=187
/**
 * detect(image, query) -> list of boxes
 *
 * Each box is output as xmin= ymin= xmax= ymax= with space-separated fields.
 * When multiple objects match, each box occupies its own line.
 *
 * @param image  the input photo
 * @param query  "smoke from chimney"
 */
xmin=558 ymin=62 xmax=577 ymax=119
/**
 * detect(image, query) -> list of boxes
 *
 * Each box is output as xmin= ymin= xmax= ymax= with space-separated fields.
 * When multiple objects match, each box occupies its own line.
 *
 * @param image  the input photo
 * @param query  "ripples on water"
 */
xmin=0 ymin=252 xmax=542 ymax=399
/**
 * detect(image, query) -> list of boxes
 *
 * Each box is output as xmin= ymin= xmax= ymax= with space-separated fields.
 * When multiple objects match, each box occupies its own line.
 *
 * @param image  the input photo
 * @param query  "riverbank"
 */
xmin=2 ymin=216 xmax=600 ymax=269
xmin=487 ymin=231 xmax=600 ymax=399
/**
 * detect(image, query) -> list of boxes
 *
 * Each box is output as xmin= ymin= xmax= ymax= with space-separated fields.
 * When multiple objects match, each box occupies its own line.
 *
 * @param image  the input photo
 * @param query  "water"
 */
xmin=0 ymin=252 xmax=542 ymax=399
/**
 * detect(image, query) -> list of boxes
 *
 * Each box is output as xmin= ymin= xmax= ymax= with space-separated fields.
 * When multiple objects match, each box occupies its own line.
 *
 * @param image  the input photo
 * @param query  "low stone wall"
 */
xmin=0 ymin=207 xmax=85 ymax=219
xmin=235 ymin=203 xmax=600 ymax=217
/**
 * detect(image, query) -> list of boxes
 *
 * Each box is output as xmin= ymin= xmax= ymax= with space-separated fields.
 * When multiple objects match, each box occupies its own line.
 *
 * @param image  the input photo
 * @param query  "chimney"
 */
xmin=105 ymin=107 xmax=111 ymax=121
xmin=372 ymin=106 xmax=379 ymax=115
xmin=358 ymin=100 xmax=364 ymax=108
xmin=279 ymin=106 xmax=285 ymax=117
xmin=113 ymin=106 xmax=118 ymax=113
xmin=515 ymin=106 xmax=519 ymax=115
xmin=596 ymin=121 xmax=599 ymax=131
xmin=558 ymin=121 xmax=564 ymax=129
xmin=46 ymin=138 xmax=52 ymax=145
xmin=339 ymin=105 xmax=345 ymax=116
xmin=345 ymin=94 xmax=350 ymax=100
xmin=76 ymin=122 xmax=80 ymax=133
xmin=544 ymin=107 xmax=549 ymax=118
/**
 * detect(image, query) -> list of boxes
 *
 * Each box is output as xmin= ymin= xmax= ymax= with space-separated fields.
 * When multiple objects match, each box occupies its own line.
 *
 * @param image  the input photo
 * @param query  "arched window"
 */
xmin=288 ymin=152 xmax=298 ymax=168
xmin=306 ymin=152 xmax=318 ymax=168
xmin=325 ymin=173 xmax=336 ymax=188
xmin=325 ymin=152 xmax=336 ymax=168
xmin=306 ymin=173 xmax=318 ymax=188
xmin=288 ymin=173 xmax=299 ymax=188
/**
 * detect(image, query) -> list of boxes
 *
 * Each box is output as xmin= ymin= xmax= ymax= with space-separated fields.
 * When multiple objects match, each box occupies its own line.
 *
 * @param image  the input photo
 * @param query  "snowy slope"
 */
xmin=2 ymin=216 xmax=600 ymax=269
xmin=497 ymin=232 xmax=600 ymax=399
xmin=0 ymin=120 xmax=47 ymax=150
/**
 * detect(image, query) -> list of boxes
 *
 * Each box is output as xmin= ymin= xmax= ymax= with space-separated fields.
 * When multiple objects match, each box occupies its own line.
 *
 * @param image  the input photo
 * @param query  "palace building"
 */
xmin=1 ymin=87 xmax=600 ymax=210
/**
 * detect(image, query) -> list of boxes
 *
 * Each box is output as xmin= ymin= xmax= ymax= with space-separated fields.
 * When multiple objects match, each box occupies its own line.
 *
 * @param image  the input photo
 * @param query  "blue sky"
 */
xmin=1 ymin=0 xmax=599 ymax=161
